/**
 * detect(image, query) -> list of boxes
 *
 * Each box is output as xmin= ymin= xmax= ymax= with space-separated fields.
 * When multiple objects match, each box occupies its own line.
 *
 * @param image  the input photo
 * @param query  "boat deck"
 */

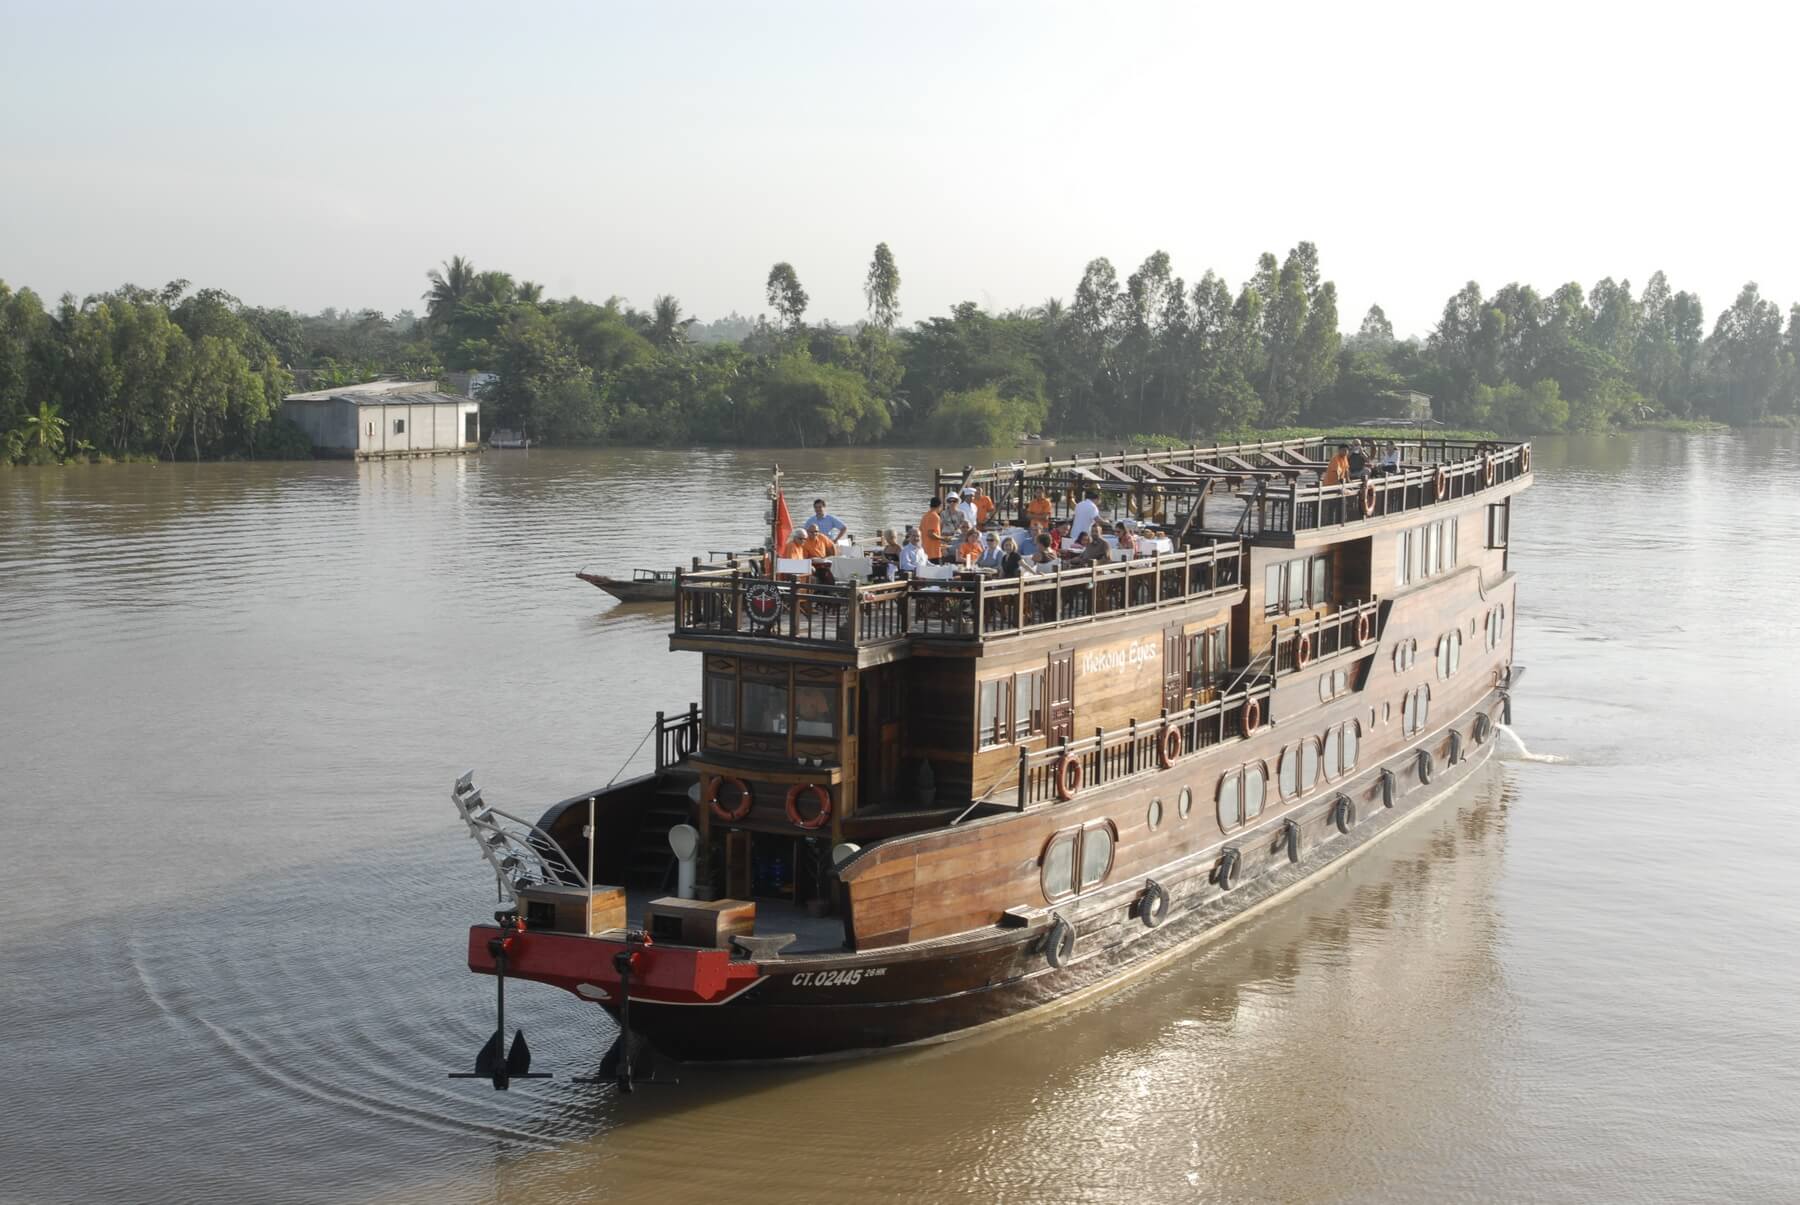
xmin=623 ymin=887 xmax=848 ymax=956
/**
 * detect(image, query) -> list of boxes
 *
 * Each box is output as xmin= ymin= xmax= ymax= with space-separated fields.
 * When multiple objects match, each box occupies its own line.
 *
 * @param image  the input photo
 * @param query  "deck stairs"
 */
xmin=622 ymin=767 xmax=699 ymax=889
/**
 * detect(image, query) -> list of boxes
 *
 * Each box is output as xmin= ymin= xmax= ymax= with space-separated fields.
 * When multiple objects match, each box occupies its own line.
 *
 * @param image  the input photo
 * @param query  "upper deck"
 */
xmin=671 ymin=432 xmax=1530 ymax=658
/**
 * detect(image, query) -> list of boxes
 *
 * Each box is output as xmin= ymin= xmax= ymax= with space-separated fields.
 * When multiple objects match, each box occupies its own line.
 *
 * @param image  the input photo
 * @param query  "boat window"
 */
xmin=1264 ymin=563 xmax=1283 ymax=616
xmin=1402 ymin=689 xmax=1417 ymax=736
xmin=1178 ymin=786 xmax=1193 ymax=820
xmin=1217 ymin=771 xmax=1241 ymax=829
xmin=1279 ymin=745 xmax=1299 ymax=798
xmin=1308 ymin=555 xmax=1330 ymax=606
xmin=1300 ymin=738 xmax=1320 ymax=793
xmin=1333 ymin=668 xmax=1347 ymax=695
xmin=1042 ymin=831 xmax=1077 ymax=900
xmin=1449 ymin=630 xmax=1461 ymax=675
xmin=1318 ymin=674 xmax=1331 ymax=704
xmin=1147 ymin=798 xmax=1163 ymax=830
xmin=705 ymin=674 xmax=736 ymax=731
xmin=1323 ymin=726 xmax=1340 ymax=780
xmin=1445 ymin=518 xmax=1458 ymax=567
xmin=1078 ymin=824 xmax=1114 ymax=889
xmin=794 ymin=686 xmax=836 ymax=739
xmin=1342 ymin=721 xmax=1360 ymax=771
xmin=1425 ymin=523 xmax=1440 ymax=576
xmin=742 ymin=681 xmax=788 ymax=735
xmin=1395 ymin=531 xmax=1412 ymax=586
xmin=1419 ymin=684 xmax=1430 ymax=728
xmin=1187 ymin=624 xmax=1227 ymax=692
xmin=978 ymin=678 xmax=1007 ymax=748
xmin=1408 ymin=526 xmax=1424 ymax=580
xmin=1487 ymin=502 xmax=1509 ymax=548
xmin=1244 ymin=763 xmax=1266 ymax=820
xmin=980 ymin=670 xmax=1047 ymax=750
xmin=1283 ymin=560 xmax=1307 ymax=610
xmin=393 ymin=417 xmax=406 ymax=435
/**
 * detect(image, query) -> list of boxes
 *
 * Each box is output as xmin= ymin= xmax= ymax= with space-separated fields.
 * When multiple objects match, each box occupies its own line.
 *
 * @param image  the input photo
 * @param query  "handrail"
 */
xmin=1268 ymin=599 xmax=1382 ymax=676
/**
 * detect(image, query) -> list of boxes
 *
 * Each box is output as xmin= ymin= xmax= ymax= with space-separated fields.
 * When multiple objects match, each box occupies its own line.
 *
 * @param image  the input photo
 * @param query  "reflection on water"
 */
xmin=3 ymin=433 xmax=1799 ymax=1204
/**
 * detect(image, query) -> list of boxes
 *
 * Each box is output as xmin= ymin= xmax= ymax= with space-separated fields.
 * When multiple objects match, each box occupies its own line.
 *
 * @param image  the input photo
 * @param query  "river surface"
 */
xmin=2 ymin=434 xmax=1798 ymax=1204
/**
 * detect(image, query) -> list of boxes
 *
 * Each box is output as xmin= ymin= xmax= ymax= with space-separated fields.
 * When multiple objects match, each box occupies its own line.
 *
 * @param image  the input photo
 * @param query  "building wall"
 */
xmin=279 ymin=399 xmax=359 ymax=451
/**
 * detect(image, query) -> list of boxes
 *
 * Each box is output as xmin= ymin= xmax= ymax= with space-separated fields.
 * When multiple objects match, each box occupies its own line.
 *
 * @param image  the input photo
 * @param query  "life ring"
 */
xmin=1379 ymin=768 xmax=1396 ymax=808
xmin=706 ymin=775 xmax=753 ymax=822
xmin=1521 ymin=446 xmax=1532 ymax=474
xmin=1433 ymin=467 xmax=1449 ymax=499
xmin=1361 ymin=479 xmax=1378 ymax=516
xmin=785 ymin=783 xmax=832 ymax=830
xmin=1355 ymin=611 xmax=1373 ymax=645
xmin=1417 ymin=748 xmax=1434 ymax=785
xmin=1241 ymin=698 xmax=1262 ymax=734
xmin=1483 ymin=455 xmax=1496 ymax=487
xmin=1333 ymin=795 xmax=1356 ymax=834
xmin=1282 ymin=818 xmax=1301 ymax=863
xmin=1055 ymin=755 xmax=1083 ymax=801
xmin=1215 ymin=846 xmax=1241 ymax=892
xmin=1045 ymin=913 xmax=1076 ymax=968
xmin=1158 ymin=726 xmax=1183 ymax=769
xmin=1139 ymin=879 xmax=1171 ymax=929
xmin=1296 ymin=632 xmax=1314 ymax=669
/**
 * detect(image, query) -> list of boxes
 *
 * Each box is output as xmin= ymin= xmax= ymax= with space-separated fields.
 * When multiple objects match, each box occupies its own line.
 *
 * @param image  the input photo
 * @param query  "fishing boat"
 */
xmin=576 ymin=567 xmax=679 ymax=603
xmin=450 ymin=434 xmax=1532 ymax=1088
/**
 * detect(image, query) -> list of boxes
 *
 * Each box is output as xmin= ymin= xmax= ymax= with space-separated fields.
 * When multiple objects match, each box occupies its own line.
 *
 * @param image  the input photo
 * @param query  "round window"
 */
xmin=1147 ymin=797 xmax=1163 ymax=830
xmin=1177 ymin=786 xmax=1192 ymax=819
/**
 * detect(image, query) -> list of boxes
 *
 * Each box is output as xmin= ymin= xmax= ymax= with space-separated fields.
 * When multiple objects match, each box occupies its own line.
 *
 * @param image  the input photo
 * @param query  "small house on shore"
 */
xmin=281 ymin=380 xmax=480 ymax=460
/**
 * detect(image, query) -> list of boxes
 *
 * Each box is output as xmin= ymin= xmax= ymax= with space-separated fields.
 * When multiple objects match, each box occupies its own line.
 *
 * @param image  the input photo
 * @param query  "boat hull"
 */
xmin=577 ymin=572 xmax=677 ymax=603
xmin=474 ymin=698 xmax=1502 ymax=1063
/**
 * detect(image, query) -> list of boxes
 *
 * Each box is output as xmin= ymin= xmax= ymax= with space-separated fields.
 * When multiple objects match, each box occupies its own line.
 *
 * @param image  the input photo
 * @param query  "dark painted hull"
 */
xmin=577 ymin=572 xmax=677 ymax=603
xmin=605 ymin=705 xmax=1502 ymax=1062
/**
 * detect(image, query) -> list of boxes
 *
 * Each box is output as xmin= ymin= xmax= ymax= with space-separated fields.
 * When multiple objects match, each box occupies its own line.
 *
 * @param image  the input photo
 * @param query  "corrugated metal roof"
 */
xmin=284 ymin=389 xmax=477 ymax=407
xmin=283 ymin=378 xmax=442 ymax=402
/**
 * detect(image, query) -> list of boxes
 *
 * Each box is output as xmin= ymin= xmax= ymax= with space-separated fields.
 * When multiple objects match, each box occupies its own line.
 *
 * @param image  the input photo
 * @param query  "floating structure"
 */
xmin=281 ymin=380 xmax=480 ymax=460
xmin=448 ymin=433 xmax=1532 ymax=1087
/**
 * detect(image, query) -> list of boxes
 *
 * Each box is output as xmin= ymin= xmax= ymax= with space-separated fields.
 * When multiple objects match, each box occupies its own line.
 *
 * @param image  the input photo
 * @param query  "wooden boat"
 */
xmin=576 ymin=567 xmax=678 ymax=603
xmin=451 ymin=435 xmax=1533 ymax=1087
xmin=1016 ymin=433 xmax=1057 ymax=447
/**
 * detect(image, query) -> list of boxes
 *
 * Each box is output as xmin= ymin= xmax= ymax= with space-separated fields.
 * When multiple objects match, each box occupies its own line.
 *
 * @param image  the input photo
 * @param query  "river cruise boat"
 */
xmin=450 ymin=434 xmax=1531 ymax=1086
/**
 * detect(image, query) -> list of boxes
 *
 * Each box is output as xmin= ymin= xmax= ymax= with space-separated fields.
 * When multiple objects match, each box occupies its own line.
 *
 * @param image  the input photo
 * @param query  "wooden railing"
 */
xmin=1269 ymin=599 xmax=1383 ymax=675
xmin=654 ymin=704 xmax=702 ymax=771
xmin=673 ymin=541 xmax=1245 ymax=651
xmin=1016 ymin=683 xmax=1275 ymax=808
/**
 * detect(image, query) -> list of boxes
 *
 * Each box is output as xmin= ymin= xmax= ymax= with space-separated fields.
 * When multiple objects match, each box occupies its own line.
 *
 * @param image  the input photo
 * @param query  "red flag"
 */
xmin=773 ymin=491 xmax=794 ymax=557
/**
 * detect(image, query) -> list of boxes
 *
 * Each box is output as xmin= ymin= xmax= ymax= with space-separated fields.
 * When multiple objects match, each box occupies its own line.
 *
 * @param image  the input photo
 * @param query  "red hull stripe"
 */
xmin=466 ymin=926 xmax=763 ymax=1005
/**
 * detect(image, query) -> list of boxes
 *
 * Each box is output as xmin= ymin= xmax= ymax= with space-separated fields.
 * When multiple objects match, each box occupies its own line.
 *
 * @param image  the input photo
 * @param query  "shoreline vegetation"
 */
xmin=4 ymin=243 xmax=1795 ymax=466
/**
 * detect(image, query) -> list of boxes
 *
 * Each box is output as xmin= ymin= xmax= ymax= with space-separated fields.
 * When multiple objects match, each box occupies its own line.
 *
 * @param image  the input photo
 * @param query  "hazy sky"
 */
xmin=3 ymin=0 xmax=1795 ymax=337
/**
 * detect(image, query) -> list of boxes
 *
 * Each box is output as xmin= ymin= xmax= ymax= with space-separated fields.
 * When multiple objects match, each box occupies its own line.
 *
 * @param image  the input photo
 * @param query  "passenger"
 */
xmin=972 ymin=486 xmax=996 ymax=526
xmin=978 ymin=532 xmax=1005 ymax=570
xmin=898 ymin=529 xmax=927 ymax=576
xmin=955 ymin=487 xmax=980 ymax=531
xmin=1070 ymin=489 xmax=1101 ymax=541
xmin=999 ymin=536 xmax=1023 ymax=578
xmin=1375 ymin=444 xmax=1401 ymax=475
xmin=1031 ymin=532 xmax=1059 ymax=569
xmin=1048 ymin=520 xmax=1070 ymax=554
xmin=1322 ymin=444 xmax=1351 ymax=486
xmin=1026 ymin=491 xmax=1055 ymax=530
xmin=1115 ymin=523 xmax=1139 ymax=557
xmin=1079 ymin=533 xmax=1113 ymax=566
xmin=1347 ymin=441 xmax=1369 ymax=478
xmin=868 ymin=554 xmax=898 ymax=583
xmin=781 ymin=527 xmax=811 ymax=560
xmin=801 ymin=526 xmax=837 ymax=559
xmin=957 ymin=527 xmax=984 ymax=565
xmin=919 ymin=498 xmax=945 ymax=561
xmin=805 ymin=498 xmax=847 ymax=542
xmin=881 ymin=528 xmax=902 ymax=558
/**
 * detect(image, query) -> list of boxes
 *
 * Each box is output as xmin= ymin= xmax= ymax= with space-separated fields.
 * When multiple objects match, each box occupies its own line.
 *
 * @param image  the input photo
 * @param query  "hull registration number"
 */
xmin=791 ymin=967 xmax=886 ymax=987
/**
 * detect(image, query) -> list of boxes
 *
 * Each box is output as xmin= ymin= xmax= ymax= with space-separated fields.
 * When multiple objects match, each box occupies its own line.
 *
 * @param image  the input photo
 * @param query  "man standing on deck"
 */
xmin=919 ymin=498 xmax=946 ymax=562
xmin=1070 ymin=489 xmax=1101 ymax=542
xmin=1026 ymin=491 xmax=1054 ymax=531
xmin=971 ymin=485 xmax=996 ymax=526
xmin=955 ymin=487 xmax=980 ymax=531
xmin=805 ymin=498 xmax=847 ymax=543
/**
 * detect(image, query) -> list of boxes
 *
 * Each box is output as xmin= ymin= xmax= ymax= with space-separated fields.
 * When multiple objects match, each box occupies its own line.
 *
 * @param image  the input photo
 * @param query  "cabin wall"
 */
xmin=842 ymin=565 xmax=1520 ymax=948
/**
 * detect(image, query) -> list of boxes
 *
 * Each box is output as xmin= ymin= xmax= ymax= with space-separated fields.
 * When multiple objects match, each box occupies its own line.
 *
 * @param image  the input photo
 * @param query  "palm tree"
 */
xmin=516 ymin=280 xmax=545 ymax=306
xmin=21 ymin=401 xmax=67 ymax=453
xmin=423 ymin=256 xmax=476 ymax=325
xmin=648 ymin=295 xmax=694 ymax=350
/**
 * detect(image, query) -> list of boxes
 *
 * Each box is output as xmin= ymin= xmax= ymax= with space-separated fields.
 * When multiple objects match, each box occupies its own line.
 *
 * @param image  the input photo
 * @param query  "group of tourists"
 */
xmin=1321 ymin=439 xmax=1403 ymax=485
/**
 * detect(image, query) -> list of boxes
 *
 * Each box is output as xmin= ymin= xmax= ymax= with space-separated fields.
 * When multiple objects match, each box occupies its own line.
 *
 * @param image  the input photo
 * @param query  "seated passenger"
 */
xmin=1031 ymin=532 xmax=1059 ymax=569
xmin=978 ymin=532 xmax=1005 ymax=569
xmin=881 ymin=528 xmax=902 ymax=558
xmin=999 ymin=536 xmax=1023 ymax=578
xmin=898 ymin=529 xmax=927 ymax=576
xmin=781 ymin=528 xmax=810 ymax=560
xmin=1115 ymin=523 xmax=1139 ymax=557
xmin=801 ymin=527 xmax=837 ymax=559
xmin=957 ymin=528 xmax=984 ymax=564
xmin=1322 ymin=444 xmax=1351 ymax=486
xmin=1026 ymin=491 xmax=1054 ymax=530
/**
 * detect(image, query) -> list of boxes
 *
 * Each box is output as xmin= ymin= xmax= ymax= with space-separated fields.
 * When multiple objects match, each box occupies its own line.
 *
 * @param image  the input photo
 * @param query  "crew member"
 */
xmin=1070 ymin=489 xmax=1101 ymax=541
xmin=919 ymin=498 xmax=945 ymax=561
xmin=804 ymin=498 xmax=847 ymax=542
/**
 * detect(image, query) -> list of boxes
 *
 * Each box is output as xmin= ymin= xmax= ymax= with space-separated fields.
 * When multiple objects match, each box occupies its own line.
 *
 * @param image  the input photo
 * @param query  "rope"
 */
xmin=605 ymin=721 xmax=659 ymax=788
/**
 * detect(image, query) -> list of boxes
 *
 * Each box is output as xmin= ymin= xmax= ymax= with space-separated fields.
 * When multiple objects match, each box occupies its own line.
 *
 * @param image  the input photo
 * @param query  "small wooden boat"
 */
xmin=1016 ymin=433 xmax=1057 ymax=447
xmin=576 ymin=567 xmax=678 ymax=603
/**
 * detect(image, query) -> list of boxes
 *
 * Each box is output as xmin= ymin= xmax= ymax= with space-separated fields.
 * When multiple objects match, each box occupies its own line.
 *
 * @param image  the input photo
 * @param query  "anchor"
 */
xmin=449 ymin=909 xmax=551 ymax=1091
xmin=577 ymin=930 xmax=677 ymax=1093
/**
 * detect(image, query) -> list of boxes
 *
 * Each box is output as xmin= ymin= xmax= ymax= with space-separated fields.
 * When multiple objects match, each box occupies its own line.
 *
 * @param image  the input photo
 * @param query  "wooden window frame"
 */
xmin=977 ymin=668 xmax=1047 ymax=750
xmin=1217 ymin=761 xmax=1269 ymax=832
xmin=1041 ymin=821 xmax=1117 ymax=902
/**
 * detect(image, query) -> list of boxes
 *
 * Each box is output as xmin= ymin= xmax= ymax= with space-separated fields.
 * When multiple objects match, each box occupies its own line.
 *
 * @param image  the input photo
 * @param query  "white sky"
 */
xmin=2 ymin=0 xmax=1795 ymax=337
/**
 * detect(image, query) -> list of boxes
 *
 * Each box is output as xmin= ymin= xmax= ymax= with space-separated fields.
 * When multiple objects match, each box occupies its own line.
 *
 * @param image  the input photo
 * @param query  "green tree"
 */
xmin=1706 ymin=282 xmax=1786 ymax=423
xmin=864 ymin=243 xmax=901 ymax=331
xmin=765 ymin=263 xmax=809 ymax=333
xmin=20 ymin=399 xmax=67 ymax=454
xmin=423 ymin=256 xmax=475 ymax=326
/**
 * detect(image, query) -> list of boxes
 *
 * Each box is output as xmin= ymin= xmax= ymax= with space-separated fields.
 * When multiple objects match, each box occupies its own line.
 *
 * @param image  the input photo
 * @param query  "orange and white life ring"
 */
xmin=1361 ymin=479 xmax=1378 ymax=516
xmin=1158 ymin=726 xmax=1183 ymax=769
xmin=784 ymin=783 xmax=832 ymax=830
xmin=1296 ymin=632 xmax=1314 ymax=669
xmin=1483 ymin=455 xmax=1496 ymax=487
xmin=1433 ymin=467 xmax=1449 ymax=499
xmin=1521 ymin=446 xmax=1532 ymax=474
xmin=1241 ymin=698 xmax=1262 ymax=734
xmin=1055 ymin=755 xmax=1083 ymax=801
xmin=706 ymin=775 xmax=753 ymax=822
xmin=1355 ymin=611 xmax=1373 ymax=644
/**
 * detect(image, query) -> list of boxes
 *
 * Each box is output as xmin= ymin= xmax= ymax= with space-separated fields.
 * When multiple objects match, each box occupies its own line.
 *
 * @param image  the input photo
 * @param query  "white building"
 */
xmin=281 ymin=379 xmax=480 ymax=460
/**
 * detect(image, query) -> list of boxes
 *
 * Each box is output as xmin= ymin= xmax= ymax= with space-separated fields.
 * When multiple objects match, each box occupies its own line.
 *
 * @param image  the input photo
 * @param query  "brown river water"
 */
xmin=3 ymin=434 xmax=1798 ymax=1203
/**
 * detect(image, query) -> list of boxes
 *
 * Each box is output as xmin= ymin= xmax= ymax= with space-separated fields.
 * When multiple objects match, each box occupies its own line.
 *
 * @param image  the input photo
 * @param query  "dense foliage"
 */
xmin=5 ymin=244 xmax=1797 ymax=462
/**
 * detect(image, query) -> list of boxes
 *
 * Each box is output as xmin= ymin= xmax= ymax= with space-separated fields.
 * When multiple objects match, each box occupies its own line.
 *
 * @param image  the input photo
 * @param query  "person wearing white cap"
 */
xmin=955 ymin=487 xmax=979 ymax=531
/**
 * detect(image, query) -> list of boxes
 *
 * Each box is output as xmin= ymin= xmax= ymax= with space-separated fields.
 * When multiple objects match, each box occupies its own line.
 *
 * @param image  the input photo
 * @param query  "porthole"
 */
xmin=1178 ymin=786 xmax=1192 ymax=819
xmin=1147 ymin=797 xmax=1163 ymax=830
xmin=1436 ymin=630 xmax=1462 ymax=680
xmin=1300 ymin=739 xmax=1320 ymax=793
xmin=1323 ymin=726 xmax=1340 ymax=782
xmin=1217 ymin=763 xmax=1268 ymax=831
xmin=1244 ymin=763 xmax=1267 ymax=821
xmin=1218 ymin=771 xmax=1240 ymax=829
xmin=1318 ymin=674 xmax=1332 ymax=704
xmin=1402 ymin=690 xmax=1417 ymax=735
xmin=1393 ymin=637 xmax=1418 ymax=673
xmin=1333 ymin=669 xmax=1347 ymax=695
xmin=1279 ymin=745 xmax=1299 ymax=799
xmin=1343 ymin=721 xmax=1360 ymax=769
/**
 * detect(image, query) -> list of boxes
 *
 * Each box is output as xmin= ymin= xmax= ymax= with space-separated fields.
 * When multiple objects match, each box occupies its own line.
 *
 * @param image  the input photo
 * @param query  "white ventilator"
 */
xmin=668 ymin=823 xmax=700 ymax=899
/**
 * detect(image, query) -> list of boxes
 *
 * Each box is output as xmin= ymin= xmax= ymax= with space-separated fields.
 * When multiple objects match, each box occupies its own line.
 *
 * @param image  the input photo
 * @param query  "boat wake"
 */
xmin=1494 ymin=724 xmax=1567 ymax=764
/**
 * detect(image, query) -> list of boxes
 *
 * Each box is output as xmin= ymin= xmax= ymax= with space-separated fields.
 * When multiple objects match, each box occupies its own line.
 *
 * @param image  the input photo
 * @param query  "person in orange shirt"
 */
xmin=1322 ymin=444 xmax=1351 ymax=486
xmin=781 ymin=528 xmax=810 ymax=559
xmin=1026 ymin=491 xmax=1054 ymax=530
xmin=972 ymin=489 xmax=996 ymax=526
xmin=956 ymin=528 xmax=983 ymax=564
xmin=919 ymin=497 xmax=945 ymax=561
xmin=801 ymin=528 xmax=836 ymax=559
